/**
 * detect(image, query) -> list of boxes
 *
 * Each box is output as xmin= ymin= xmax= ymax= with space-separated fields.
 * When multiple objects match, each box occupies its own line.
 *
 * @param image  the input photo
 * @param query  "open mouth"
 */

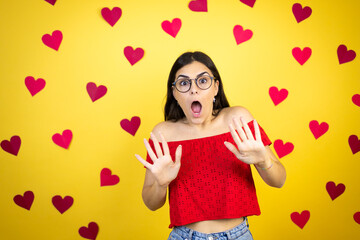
xmin=191 ymin=101 xmax=202 ymax=116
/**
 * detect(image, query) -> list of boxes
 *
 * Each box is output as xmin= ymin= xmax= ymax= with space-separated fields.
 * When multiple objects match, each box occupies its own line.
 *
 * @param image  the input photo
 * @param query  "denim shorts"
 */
xmin=167 ymin=218 xmax=253 ymax=240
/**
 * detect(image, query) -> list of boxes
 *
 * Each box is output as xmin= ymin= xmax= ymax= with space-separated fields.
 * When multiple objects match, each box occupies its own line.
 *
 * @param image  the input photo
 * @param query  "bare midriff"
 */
xmin=183 ymin=217 xmax=245 ymax=234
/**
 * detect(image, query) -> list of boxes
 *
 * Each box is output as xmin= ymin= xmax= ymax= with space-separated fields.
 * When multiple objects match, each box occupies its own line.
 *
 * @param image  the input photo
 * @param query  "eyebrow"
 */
xmin=176 ymin=71 xmax=210 ymax=79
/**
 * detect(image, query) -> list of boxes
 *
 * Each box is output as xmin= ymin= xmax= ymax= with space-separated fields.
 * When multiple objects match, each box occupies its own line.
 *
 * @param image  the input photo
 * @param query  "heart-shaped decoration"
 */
xmin=101 ymin=7 xmax=122 ymax=27
xmin=291 ymin=210 xmax=310 ymax=229
xmin=25 ymin=76 xmax=46 ymax=96
xmin=79 ymin=222 xmax=99 ymax=240
xmin=326 ymin=181 xmax=345 ymax=201
xmin=52 ymin=195 xmax=74 ymax=214
xmin=1 ymin=135 xmax=21 ymax=156
xmin=269 ymin=86 xmax=288 ymax=106
xmin=274 ymin=139 xmax=294 ymax=158
xmin=309 ymin=120 xmax=329 ymax=139
xmin=348 ymin=135 xmax=360 ymax=154
xmin=292 ymin=47 xmax=311 ymax=65
xmin=161 ymin=18 xmax=182 ymax=38
xmin=337 ymin=45 xmax=356 ymax=64
xmin=45 ymin=0 xmax=57 ymax=6
xmin=352 ymin=94 xmax=360 ymax=107
xmin=292 ymin=3 xmax=312 ymax=23
xmin=86 ymin=82 xmax=107 ymax=102
xmin=52 ymin=130 xmax=73 ymax=149
xmin=14 ymin=191 xmax=34 ymax=210
xmin=240 ymin=0 xmax=256 ymax=8
xmin=100 ymin=168 xmax=120 ymax=187
xmin=42 ymin=30 xmax=63 ymax=51
xmin=188 ymin=0 xmax=208 ymax=12
xmin=120 ymin=116 xmax=141 ymax=136
xmin=124 ymin=46 xmax=144 ymax=66
xmin=354 ymin=212 xmax=360 ymax=224
xmin=233 ymin=25 xmax=253 ymax=45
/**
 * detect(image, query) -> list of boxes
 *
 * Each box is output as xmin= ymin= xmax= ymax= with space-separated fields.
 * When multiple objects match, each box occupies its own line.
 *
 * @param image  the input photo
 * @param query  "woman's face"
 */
xmin=173 ymin=61 xmax=219 ymax=125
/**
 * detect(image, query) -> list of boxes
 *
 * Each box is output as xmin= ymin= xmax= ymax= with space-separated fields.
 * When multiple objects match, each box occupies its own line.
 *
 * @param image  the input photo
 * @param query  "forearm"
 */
xmin=255 ymin=159 xmax=286 ymax=188
xmin=142 ymin=181 xmax=168 ymax=211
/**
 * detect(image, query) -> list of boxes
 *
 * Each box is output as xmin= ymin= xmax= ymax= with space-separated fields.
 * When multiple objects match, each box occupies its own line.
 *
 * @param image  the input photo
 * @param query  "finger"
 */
xmin=253 ymin=119 xmax=262 ymax=143
xmin=239 ymin=117 xmax=254 ymax=141
xmin=135 ymin=154 xmax=153 ymax=170
xmin=143 ymin=138 xmax=158 ymax=163
xmin=232 ymin=118 xmax=247 ymax=142
xmin=229 ymin=123 xmax=243 ymax=149
xmin=174 ymin=145 xmax=182 ymax=166
xmin=160 ymin=132 xmax=170 ymax=156
xmin=224 ymin=141 xmax=240 ymax=159
xmin=150 ymin=132 xmax=163 ymax=158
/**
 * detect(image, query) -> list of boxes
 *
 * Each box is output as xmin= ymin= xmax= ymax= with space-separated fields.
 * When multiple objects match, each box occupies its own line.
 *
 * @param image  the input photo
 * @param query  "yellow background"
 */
xmin=0 ymin=0 xmax=359 ymax=239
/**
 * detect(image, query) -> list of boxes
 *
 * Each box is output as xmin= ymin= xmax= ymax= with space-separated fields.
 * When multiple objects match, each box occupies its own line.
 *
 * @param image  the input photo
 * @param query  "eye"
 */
xmin=179 ymin=79 xmax=190 ymax=86
xmin=198 ymin=77 xmax=208 ymax=84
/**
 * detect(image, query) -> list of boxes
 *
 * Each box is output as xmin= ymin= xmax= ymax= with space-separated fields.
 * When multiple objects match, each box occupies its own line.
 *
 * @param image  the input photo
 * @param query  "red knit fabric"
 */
xmin=146 ymin=120 xmax=272 ymax=228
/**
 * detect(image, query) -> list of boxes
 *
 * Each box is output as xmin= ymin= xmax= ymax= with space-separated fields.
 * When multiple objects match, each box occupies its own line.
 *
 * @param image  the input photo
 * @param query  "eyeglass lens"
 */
xmin=175 ymin=76 xmax=212 ymax=92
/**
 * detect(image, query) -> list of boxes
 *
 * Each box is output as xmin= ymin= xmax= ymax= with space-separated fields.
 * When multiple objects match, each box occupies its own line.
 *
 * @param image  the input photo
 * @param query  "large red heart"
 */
xmin=188 ymin=0 xmax=208 ymax=12
xmin=354 ymin=212 xmax=360 ymax=224
xmin=100 ymin=168 xmax=120 ymax=187
xmin=101 ymin=7 xmax=122 ymax=27
xmin=292 ymin=47 xmax=311 ymax=65
xmin=292 ymin=3 xmax=312 ymax=23
xmin=337 ymin=45 xmax=356 ymax=64
xmin=52 ymin=195 xmax=73 ymax=214
xmin=25 ymin=76 xmax=46 ymax=96
xmin=291 ymin=210 xmax=310 ymax=229
xmin=14 ymin=191 xmax=34 ymax=210
xmin=52 ymin=130 xmax=73 ymax=149
xmin=45 ymin=0 xmax=56 ymax=5
xmin=79 ymin=222 xmax=99 ymax=240
xmin=326 ymin=181 xmax=345 ymax=201
xmin=348 ymin=135 xmax=360 ymax=154
xmin=233 ymin=25 xmax=253 ymax=45
xmin=309 ymin=120 xmax=329 ymax=139
xmin=352 ymin=94 xmax=360 ymax=107
xmin=161 ymin=18 xmax=182 ymax=38
xmin=120 ymin=116 xmax=141 ymax=136
xmin=274 ymin=139 xmax=294 ymax=158
xmin=42 ymin=30 xmax=62 ymax=51
xmin=124 ymin=46 xmax=144 ymax=66
xmin=240 ymin=0 xmax=256 ymax=8
xmin=269 ymin=87 xmax=288 ymax=106
xmin=1 ymin=135 xmax=21 ymax=156
xmin=86 ymin=82 xmax=107 ymax=102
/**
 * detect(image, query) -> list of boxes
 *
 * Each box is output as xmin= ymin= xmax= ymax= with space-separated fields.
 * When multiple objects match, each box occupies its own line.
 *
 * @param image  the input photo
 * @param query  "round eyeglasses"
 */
xmin=172 ymin=75 xmax=214 ymax=93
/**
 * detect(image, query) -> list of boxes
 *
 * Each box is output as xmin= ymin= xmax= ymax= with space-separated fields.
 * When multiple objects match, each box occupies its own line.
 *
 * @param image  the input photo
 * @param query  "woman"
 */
xmin=135 ymin=51 xmax=286 ymax=240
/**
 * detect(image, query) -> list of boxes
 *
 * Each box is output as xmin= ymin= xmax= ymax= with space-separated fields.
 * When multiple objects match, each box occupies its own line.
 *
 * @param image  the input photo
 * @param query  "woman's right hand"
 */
xmin=135 ymin=132 xmax=182 ymax=188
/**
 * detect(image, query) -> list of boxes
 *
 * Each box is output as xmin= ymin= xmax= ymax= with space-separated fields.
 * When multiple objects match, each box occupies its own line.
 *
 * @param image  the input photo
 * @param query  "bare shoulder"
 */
xmin=151 ymin=120 xmax=181 ymax=141
xmin=221 ymin=106 xmax=255 ymax=123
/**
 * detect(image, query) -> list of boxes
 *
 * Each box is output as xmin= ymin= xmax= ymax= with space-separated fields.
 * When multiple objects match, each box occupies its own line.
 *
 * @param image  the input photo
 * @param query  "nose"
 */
xmin=189 ymin=79 xmax=199 ymax=94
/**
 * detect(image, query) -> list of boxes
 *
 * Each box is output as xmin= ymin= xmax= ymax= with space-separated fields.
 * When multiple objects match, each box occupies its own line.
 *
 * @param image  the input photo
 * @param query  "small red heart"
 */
xmin=1 ymin=135 xmax=21 ymax=156
xmin=354 ymin=212 xmax=360 ymax=224
xmin=79 ymin=222 xmax=99 ymax=240
xmin=291 ymin=210 xmax=310 ymax=229
xmin=45 ymin=0 xmax=56 ymax=5
xmin=292 ymin=3 xmax=312 ymax=23
xmin=124 ymin=46 xmax=144 ymax=66
xmin=309 ymin=120 xmax=329 ymax=139
xmin=352 ymin=94 xmax=360 ymax=107
xmin=25 ymin=76 xmax=46 ymax=96
xmin=161 ymin=18 xmax=182 ymax=38
xmin=326 ymin=181 xmax=345 ymax=201
xmin=240 ymin=0 xmax=256 ymax=8
xmin=337 ymin=45 xmax=356 ymax=64
xmin=188 ymin=0 xmax=208 ymax=12
xmin=274 ymin=139 xmax=294 ymax=158
xmin=86 ymin=82 xmax=107 ymax=102
xmin=120 ymin=116 xmax=141 ymax=136
xmin=292 ymin=47 xmax=311 ymax=65
xmin=100 ymin=168 xmax=120 ymax=187
xmin=52 ymin=130 xmax=73 ymax=149
xmin=52 ymin=195 xmax=73 ymax=214
xmin=269 ymin=86 xmax=288 ymax=106
xmin=14 ymin=191 xmax=34 ymax=210
xmin=348 ymin=135 xmax=360 ymax=154
xmin=101 ymin=7 xmax=122 ymax=27
xmin=233 ymin=25 xmax=253 ymax=45
xmin=42 ymin=30 xmax=63 ymax=51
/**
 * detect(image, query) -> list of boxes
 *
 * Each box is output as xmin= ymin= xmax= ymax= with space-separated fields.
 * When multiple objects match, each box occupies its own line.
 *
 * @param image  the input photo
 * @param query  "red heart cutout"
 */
xmin=86 ymin=82 xmax=107 ymax=102
xmin=326 ymin=181 xmax=345 ymax=201
xmin=42 ymin=30 xmax=63 ymax=51
xmin=25 ymin=76 xmax=46 ymax=96
xmin=52 ymin=129 xmax=73 ymax=149
xmin=233 ymin=25 xmax=253 ymax=45
xmin=292 ymin=3 xmax=312 ymax=23
xmin=309 ymin=120 xmax=329 ymax=139
xmin=269 ymin=87 xmax=288 ymax=106
xmin=354 ymin=212 xmax=360 ymax=224
xmin=188 ymin=0 xmax=208 ymax=12
xmin=161 ymin=18 xmax=182 ymax=38
xmin=352 ymin=94 xmax=360 ymax=107
xmin=101 ymin=7 xmax=122 ymax=27
xmin=124 ymin=46 xmax=144 ymax=66
xmin=100 ymin=168 xmax=120 ymax=187
xmin=14 ymin=191 xmax=34 ymax=210
xmin=45 ymin=0 xmax=57 ymax=5
xmin=291 ymin=210 xmax=310 ymax=229
xmin=52 ymin=195 xmax=73 ymax=214
xmin=1 ymin=135 xmax=21 ymax=156
xmin=120 ymin=116 xmax=141 ymax=136
xmin=348 ymin=135 xmax=360 ymax=154
xmin=79 ymin=222 xmax=99 ymax=240
xmin=274 ymin=139 xmax=294 ymax=158
xmin=292 ymin=47 xmax=311 ymax=65
xmin=337 ymin=44 xmax=356 ymax=64
xmin=240 ymin=0 xmax=256 ymax=8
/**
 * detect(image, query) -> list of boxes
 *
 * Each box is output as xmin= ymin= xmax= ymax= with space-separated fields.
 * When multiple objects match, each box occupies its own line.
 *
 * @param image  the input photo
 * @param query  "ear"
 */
xmin=172 ymin=86 xmax=178 ymax=101
xmin=214 ymin=80 xmax=219 ymax=96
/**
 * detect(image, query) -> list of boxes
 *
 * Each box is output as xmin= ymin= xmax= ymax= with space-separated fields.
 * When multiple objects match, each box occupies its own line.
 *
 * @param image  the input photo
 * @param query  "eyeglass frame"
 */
xmin=172 ymin=74 xmax=215 ymax=93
